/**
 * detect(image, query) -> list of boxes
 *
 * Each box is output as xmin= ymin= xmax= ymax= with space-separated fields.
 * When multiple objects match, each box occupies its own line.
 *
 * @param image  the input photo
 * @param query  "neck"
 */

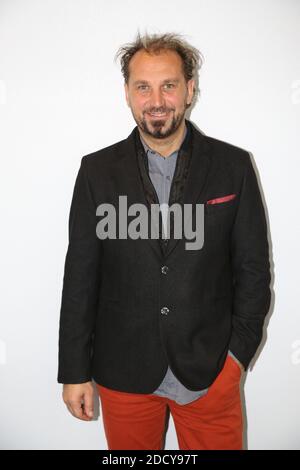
xmin=138 ymin=119 xmax=187 ymax=158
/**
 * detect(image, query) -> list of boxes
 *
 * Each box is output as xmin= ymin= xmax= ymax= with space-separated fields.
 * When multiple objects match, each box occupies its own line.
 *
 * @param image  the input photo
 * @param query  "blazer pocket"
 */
xmin=206 ymin=193 xmax=236 ymax=205
xmin=205 ymin=193 xmax=237 ymax=215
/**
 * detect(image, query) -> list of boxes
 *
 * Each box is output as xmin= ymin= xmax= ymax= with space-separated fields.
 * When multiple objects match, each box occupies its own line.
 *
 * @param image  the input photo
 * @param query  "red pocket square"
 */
xmin=206 ymin=193 xmax=236 ymax=205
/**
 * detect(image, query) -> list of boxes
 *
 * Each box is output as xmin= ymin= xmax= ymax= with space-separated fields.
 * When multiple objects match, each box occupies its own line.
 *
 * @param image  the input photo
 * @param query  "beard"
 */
xmin=132 ymin=107 xmax=186 ymax=139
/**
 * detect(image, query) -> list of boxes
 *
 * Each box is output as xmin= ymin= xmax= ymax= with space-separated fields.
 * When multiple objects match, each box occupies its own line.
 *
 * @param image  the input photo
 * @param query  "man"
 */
xmin=58 ymin=32 xmax=271 ymax=450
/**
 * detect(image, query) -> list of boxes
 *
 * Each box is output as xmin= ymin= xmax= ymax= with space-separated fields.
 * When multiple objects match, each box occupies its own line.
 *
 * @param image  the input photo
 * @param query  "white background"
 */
xmin=0 ymin=0 xmax=299 ymax=450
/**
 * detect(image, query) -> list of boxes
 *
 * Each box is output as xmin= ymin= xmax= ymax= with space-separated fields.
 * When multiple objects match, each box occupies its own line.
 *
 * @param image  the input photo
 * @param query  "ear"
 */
xmin=186 ymin=78 xmax=195 ymax=106
xmin=124 ymin=82 xmax=130 ymax=107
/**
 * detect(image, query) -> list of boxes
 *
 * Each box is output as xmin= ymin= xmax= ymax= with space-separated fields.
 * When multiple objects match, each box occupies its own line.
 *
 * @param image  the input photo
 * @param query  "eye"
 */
xmin=138 ymin=85 xmax=149 ymax=90
xmin=164 ymin=83 xmax=175 ymax=89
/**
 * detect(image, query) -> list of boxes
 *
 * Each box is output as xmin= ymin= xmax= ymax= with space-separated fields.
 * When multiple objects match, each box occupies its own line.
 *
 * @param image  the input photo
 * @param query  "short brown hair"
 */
xmin=114 ymin=31 xmax=204 ymax=108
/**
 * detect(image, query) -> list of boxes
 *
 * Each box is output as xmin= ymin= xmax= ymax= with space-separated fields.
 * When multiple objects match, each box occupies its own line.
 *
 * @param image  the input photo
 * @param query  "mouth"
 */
xmin=147 ymin=111 xmax=170 ymax=118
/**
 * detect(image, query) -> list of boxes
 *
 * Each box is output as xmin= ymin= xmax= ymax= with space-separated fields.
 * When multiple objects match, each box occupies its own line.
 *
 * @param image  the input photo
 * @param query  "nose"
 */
xmin=149 ymin=88 xmax=165 ymax=111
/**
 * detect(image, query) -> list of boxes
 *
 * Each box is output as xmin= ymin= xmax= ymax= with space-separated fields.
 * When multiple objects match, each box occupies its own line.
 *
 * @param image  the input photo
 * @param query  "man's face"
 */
xmin=124 ymin=49 xmax=194 ymax=139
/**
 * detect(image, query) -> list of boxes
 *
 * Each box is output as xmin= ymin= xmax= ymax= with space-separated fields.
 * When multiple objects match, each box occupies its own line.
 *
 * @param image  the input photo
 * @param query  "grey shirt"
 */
xmin=138 ymin=125 xmax=240 ymax=405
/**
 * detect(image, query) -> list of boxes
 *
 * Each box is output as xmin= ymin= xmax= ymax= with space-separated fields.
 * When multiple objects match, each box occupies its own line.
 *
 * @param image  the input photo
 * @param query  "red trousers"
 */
xmin=96 ymin=353 xmax=244 ymax=450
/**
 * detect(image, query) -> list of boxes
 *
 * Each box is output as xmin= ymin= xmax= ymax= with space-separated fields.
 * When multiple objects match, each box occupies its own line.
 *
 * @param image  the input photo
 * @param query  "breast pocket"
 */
xmin=203 ymin=197 xmax=238 ymax=247
xmin=205 ymin=196 xmax=238 ymax=216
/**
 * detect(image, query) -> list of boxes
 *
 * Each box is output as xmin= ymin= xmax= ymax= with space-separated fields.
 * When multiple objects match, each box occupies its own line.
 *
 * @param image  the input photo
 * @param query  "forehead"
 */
xmin=128 ymin=49 xmax=183 ymax=80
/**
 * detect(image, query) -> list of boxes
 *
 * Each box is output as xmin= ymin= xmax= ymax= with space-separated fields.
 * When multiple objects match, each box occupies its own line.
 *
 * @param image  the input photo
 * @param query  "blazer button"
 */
xmin=161 ymin=265 xmax=169 ymax=274
xmin=161 ymin=306 xmax=169 ymax=315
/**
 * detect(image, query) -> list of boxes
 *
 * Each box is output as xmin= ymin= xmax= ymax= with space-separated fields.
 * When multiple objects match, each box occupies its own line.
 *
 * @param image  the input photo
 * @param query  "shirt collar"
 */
xmin=138 ymin=124 xmax=187 ymax=158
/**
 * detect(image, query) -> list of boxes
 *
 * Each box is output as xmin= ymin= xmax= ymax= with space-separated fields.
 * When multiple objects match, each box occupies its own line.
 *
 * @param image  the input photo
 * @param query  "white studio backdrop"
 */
xmin=0 ymin=0 xmax=299 ymax=450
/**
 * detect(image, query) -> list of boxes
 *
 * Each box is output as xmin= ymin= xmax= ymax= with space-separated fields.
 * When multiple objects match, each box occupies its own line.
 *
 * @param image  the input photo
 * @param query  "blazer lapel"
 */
xmin=116 ymin=127 xmax=164 ymax=260
xmin=164 ymin=123 xmax=212 ymax=257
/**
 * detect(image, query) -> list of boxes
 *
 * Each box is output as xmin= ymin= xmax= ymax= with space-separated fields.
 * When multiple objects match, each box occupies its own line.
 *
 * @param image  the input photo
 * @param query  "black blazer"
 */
xmin=57 ymin=119 xmax=271 ymax=392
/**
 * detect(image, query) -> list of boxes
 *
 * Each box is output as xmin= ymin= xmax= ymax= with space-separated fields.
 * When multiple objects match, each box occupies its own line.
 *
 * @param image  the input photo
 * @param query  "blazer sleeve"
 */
xmin=228 ymin=153 xmax=271 ymax=371
xmin=57 ymin=156 xmax=102 ymax=384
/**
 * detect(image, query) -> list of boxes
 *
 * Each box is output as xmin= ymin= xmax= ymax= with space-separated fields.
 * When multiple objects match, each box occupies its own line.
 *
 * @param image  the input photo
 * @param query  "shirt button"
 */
xmin=161 ymin=306 xmax=169 ymax=315
xmin=161 ymin=265 xmax=169 ymax=274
